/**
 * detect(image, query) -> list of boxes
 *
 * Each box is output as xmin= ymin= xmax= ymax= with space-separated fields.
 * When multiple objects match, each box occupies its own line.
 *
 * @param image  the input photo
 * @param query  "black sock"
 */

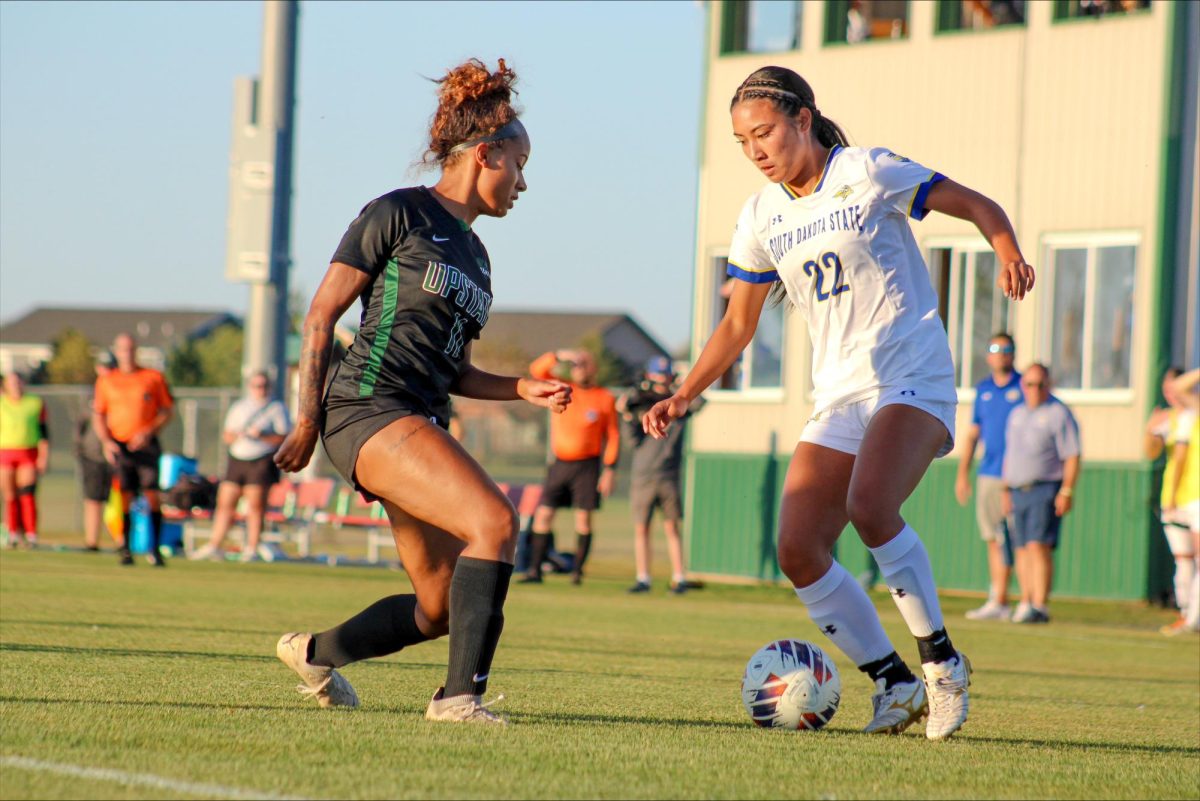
xmin=309 ymin=594 xmax=429 ymax=668
xmin=444 ymin=557 xmax=513 ymax=697
xmin=526 ymin=532 xmax=550 ymax=578
xmin=859 ymin=651 xmax=917 ymax=688
xmin=916 ymin=628 xmax=956 ymax=664
xmin=120 ymin=514 xmax=131 ymax=550
xmin=150 ymin=510 xmax=163 ymax=553
xmin=573 ymin=532 xmax=593 ymax=574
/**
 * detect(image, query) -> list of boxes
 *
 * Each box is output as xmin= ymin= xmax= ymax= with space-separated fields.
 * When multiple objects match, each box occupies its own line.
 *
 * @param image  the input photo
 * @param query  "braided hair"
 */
xmin=730 ymin=66 xmax=849 ymax=149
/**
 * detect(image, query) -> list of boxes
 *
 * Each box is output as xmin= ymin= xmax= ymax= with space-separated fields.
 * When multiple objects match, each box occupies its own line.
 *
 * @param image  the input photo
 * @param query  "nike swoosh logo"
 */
xmin=432 ymin=235 xmax=450 ymax=242
xmin=472 ymin=672 xmax=489 ymax=683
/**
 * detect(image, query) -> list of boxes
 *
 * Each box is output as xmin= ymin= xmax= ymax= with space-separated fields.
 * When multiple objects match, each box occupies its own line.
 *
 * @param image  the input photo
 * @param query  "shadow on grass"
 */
xmin=984 ymin=664 xmax=1198 ymax=688
xmin=961 ymin=733 xmax=1200 ymax=757
xmin=2 ymin=618 xmax=280 ymax=639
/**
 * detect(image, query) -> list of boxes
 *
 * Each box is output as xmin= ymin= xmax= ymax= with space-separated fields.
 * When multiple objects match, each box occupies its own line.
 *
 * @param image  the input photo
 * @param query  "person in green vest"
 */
xmin=0 ymin=372 xmax=49 ymax=548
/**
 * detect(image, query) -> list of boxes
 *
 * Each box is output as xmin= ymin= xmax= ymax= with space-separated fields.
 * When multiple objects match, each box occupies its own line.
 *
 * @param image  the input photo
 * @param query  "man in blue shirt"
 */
xmin=955 ymin=333 xmax=1022 ymax=620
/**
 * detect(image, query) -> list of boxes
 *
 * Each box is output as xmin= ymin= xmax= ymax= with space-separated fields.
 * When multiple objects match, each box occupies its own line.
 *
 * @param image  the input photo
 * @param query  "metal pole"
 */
xmin=239 ymin=0 xmax=298 ymax=399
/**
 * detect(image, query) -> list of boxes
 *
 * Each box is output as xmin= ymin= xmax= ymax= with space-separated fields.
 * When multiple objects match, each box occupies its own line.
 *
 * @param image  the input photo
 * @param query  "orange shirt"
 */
xmin=531 ymin=352 xmax=620 ymax=465
xmin=94 ymin=368 xmax=174 ymax=443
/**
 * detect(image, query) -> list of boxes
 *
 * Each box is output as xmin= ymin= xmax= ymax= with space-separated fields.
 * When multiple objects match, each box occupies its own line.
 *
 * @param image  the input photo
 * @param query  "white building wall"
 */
xmin=691 ymin=1 xmax=1173 ymax=462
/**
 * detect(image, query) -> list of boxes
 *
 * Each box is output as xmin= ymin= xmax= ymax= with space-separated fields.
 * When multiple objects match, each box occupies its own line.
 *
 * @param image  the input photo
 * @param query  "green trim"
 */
xmin=1147 ymin=1 xmax=1187 ymax=419
xmin=718 ymin=0 xmax=744 ymax=55
xmin=357 ymin=258 xmax=400 ymax=398
xmin=935 ymin=0 xmax=961 ymax=32
xmin=824 ymin=0 xmax=849 ymax=43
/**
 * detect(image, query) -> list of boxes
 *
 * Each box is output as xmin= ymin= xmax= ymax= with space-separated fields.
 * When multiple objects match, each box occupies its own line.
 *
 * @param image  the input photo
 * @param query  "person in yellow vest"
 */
xmin=0 ymin=372 xmax=49 ymax=548
xmin=1144 ymin=367 xmax=1196 ymax=631
xmin=1162 ymin=368 xmax=1200 ymax=636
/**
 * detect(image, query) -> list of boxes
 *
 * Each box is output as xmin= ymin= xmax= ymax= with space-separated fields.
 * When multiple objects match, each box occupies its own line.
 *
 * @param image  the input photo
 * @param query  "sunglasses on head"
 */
xmin=988 ymin=343 xmax=1015 ymax=354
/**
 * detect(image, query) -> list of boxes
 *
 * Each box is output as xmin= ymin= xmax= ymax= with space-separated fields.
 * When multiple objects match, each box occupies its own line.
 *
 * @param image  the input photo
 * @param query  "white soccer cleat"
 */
xmin=923 ymin=653 xmax=972 ymax=741
xmin=424 ymin=687 xmax=507 ymax=725
xmin=965 ymin=600 xmax=1010 ymax=621
xmin=276 ymin=632 xmax=359 ymax=709
xmin=862 ymin=677 xmax=927 ymax=734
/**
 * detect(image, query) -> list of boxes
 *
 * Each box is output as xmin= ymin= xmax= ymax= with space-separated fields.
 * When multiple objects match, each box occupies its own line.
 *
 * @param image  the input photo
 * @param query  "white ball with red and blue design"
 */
xmin=741 ymin=639 xmax=841 ymax=730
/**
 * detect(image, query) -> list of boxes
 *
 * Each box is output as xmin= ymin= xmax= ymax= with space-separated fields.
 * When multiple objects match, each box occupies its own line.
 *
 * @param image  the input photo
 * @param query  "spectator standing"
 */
xmin=521 ymin=349 xmax=619 ymax=586
xmin=618 ymin=356 xmax=703 ymax=594
xmin=75 ymin=351 xmax=116 ymax=551
xmin=1001 ymin=363 xmax=1080 ymax=623
xmin=0 ymin=372 xmax=49 ymax=548
xmin=190 ymin=371 xmax=291 ymax=562
xmin=1161 ymin=368 xmax=1200 ymax=635
xmin=955 ymin=333 xmax=1023 ymax=620
xmin=1145 ymin=367 xmax=1196 ymax=631
xmin=93 ymin=332 xmax=175 ymax=566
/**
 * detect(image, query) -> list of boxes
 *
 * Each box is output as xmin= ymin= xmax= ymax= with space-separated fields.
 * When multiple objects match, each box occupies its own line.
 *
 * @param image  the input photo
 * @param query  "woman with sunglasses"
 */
xmin=190 ymin=371 xmax=290 ymax=562
xmin=643 ymin=65 xmax=1034 ymax=740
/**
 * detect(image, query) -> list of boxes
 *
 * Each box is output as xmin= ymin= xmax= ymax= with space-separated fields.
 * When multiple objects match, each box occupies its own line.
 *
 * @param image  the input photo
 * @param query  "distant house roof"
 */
xmin=479 ymin=310 xmax=669 ymax=372
xmin=0 ymin=306 xmax=239 ymax=352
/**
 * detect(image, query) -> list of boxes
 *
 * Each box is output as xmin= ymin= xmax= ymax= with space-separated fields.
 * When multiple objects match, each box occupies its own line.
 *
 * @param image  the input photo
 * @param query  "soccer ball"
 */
xmin=741 ymin=639 xmax=841 ymax=730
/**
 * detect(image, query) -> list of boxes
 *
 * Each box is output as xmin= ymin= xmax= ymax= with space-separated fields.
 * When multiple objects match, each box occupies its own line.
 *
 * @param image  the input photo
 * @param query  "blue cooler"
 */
xmin=159 ymin=453 xmax=198 ymax=490
xmin=129 ymin=500 xmax=184 ymax=555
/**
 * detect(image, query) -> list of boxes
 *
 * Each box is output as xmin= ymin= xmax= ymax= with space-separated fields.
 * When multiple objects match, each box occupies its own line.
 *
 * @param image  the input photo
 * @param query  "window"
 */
xmin=825 ymin=0 xmax=909 ymax=44
xmin=936 ymin=0 xmax=1026 ymax=32
xmin=721 ymin=1 xmax=802 ymax=54
xmin=1053 ymin=0 xmax=1151 ymax=21
xmin=711 ymin=257 xmax=786 ymax=392
xmin=928 ymin=244 xmax=1014 ymax=388
xmin=1041 ymin=237 xmax=1137 ymax=390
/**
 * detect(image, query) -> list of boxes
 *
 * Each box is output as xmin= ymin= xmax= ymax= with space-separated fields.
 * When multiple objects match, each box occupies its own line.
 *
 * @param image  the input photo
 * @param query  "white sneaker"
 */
xmin=965 ymin=600 xmax=1011 ymax=621
xmin=923 ymin=653 xmax=972 ymax=740
xmin=1009 ymin=602 xmax=1033 ymax=623
xmin=424 ymin=687 xmax=507 ymax=725
xmin=862 ymin=677 xmax=927 ymax=734
xmin=188 ymin=543 xmax=222 ymax=561
xmin=239 ymin=547 xmax=260 ymax=563
xmin=276 ymin=632 xmax=359 ymax=709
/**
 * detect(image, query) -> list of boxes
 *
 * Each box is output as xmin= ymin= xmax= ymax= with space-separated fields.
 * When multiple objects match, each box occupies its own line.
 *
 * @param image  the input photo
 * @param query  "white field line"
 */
xmin=0 ymin=755 xmax=309 ymax=800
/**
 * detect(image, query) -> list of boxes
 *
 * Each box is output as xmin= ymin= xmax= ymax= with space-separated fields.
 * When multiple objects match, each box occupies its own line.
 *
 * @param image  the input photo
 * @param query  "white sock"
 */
xmin=636 ymin=573 xmax=651 ymax=584
xmin=869 ymin=524 xmax=945 ymax=638
xmin=672 ymin=573 xmax=686 ymax=585
xmin=1174 ymin=557 xmax=1196 ymax=615
xmin=1187 ymin=557 xmax=1200 ymax=627
xmin=794 ymin=561 xmax=895 ymax=667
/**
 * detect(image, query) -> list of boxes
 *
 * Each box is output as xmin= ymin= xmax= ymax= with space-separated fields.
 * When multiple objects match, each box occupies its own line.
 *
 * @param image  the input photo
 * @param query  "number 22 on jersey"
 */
xmin=802 ymin=251 xmax=850 ymax=302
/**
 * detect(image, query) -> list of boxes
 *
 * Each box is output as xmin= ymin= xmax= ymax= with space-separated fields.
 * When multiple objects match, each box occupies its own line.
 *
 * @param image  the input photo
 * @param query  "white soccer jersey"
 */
xmin=728 ymin=145 xmax=957 ymax=413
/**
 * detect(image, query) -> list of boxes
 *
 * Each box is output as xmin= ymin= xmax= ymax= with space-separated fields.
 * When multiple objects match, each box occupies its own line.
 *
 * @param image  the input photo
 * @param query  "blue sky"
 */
xmin=0 ymin=0 xmax=705 ymax=351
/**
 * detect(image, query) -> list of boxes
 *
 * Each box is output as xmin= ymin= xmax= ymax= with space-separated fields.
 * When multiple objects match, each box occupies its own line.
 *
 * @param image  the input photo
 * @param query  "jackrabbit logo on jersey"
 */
xmin=421 ymin=261 xmax=492 ymax=328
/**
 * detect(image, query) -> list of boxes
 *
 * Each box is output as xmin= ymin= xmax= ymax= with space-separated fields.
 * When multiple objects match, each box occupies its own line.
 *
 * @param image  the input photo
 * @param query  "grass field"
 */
xmin=1 ymin=527 xmax=1198 ymax=799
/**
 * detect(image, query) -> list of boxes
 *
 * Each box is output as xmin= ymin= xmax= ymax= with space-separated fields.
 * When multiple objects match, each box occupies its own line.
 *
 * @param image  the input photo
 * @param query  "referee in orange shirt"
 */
xmin=93 ymin=332 xmax=174 ymax=566
xmin=521 ymin=349 xmax=619 ymax=585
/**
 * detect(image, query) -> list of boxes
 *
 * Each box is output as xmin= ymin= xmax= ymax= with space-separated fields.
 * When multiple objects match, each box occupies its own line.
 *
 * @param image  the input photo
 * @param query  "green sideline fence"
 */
xmin=687 ymin=454 xmax=1173 ymax=603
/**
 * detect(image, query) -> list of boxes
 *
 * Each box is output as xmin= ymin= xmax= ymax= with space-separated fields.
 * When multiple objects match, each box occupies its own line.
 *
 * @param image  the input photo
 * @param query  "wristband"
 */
xmin=1058 ymin=487 xmax=1073 ymax=497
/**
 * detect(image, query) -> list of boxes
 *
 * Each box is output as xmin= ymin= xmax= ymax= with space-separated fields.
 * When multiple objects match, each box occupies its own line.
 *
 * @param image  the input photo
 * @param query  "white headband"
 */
xmin=448 ymin=119 xmax=526 ymax=155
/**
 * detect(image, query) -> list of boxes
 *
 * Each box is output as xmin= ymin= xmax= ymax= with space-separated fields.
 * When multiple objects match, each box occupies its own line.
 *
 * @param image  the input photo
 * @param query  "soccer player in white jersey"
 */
xmin=644 ymin=66 xmax=1035 ymax=740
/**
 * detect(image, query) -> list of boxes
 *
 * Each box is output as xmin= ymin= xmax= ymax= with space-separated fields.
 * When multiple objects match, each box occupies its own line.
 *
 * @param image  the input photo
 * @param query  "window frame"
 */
xmin=706 ymin=253 xmax=788 ymax=402
xmin=1051 ymin=0 xmax=1153 ymax=24
xmin=933 ymin=0 xmax=1027 ymax=34
xmin=824 ymin=0 xmax=912 ymax=46
xmin=1037 ymin=230 xmax=1140 ymax=405
xmin=720 ymin=0 xmax=803 ymax=56
xmin=924 ymin=236 xmax=1016 ymax=399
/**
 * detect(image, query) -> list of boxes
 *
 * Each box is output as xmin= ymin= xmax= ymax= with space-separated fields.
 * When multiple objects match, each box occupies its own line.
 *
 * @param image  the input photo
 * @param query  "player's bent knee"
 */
xmin=777 ymin=542 xmax=829 ymax=587
xmin=469 ymin=502 xmax=519 ymax=551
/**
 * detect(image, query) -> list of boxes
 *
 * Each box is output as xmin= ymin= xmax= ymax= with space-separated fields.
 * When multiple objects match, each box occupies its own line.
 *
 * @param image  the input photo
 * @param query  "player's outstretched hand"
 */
xmin=274 ymin=420 xmax=320 ymax=473
xmin=643 ymin=394 xmax=690 ymax=440
xmin=999 ymin=259 xmax=1035 ymax=301
xmin=520 ymin=378 xmax=572 ymax=413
